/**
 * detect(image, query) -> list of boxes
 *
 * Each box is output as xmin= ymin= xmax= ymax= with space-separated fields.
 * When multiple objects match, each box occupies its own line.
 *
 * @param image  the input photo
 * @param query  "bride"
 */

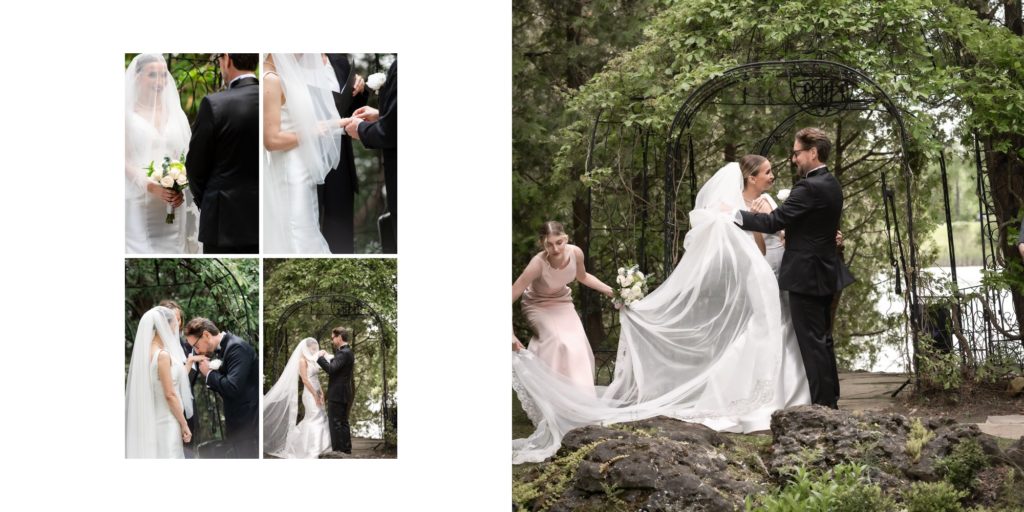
xmin=263 ymin=53 xmax=346 ymax=254
xmin=263 ymin=338 xmax=332 ymax=458
xmin=126 ymin=306 xmax=203 ymax=458
xmin=512 ymin=158 xmax=811 ymax=464
xmin=125 ymin=54 xmax=198 ymax=254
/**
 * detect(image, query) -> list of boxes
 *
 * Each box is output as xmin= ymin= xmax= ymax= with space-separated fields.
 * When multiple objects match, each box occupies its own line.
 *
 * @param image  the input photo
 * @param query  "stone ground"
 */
xmin=839 ymin=372 xmax=1024 ymax=439
xmin=264 ymin=437 xmax=397 ymax=459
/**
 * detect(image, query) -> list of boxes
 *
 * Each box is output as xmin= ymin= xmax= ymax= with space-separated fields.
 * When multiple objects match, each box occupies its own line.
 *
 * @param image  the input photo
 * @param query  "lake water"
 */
xmin=853 ymin=266 xmax=1017 ymax=372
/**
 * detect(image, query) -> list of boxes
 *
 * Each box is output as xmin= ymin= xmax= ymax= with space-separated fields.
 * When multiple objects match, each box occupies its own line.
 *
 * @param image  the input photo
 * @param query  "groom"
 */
xmin=737 ymin=127 xmax=843 ymax=409
xmin=317 ymin=326 xmax=355 ymax=454
xmin=187 ymin=53 xmax=259 ymax=254
xmin=185 ymin=317 xmax=259 ymax=458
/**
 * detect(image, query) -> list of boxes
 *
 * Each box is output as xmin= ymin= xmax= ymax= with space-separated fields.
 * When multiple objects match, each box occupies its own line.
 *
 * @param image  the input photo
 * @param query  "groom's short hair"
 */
xmin=795 ymin=128 xmax=831 ymax=163
xmin=226 ymin=54 xmax=258 ymax=72
xmin=185 ymin=317 xmax=220 ymax=338
xmin=331 ymin=326 xmax=350 ymax=342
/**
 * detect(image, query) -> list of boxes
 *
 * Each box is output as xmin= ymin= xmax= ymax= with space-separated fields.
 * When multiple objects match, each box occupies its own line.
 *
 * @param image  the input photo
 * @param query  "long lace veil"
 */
xmin=124 ymin=54 xmax=191 ymax=194
xmin=269 ymin=53 xmax=342 ymax=184
xmin=512 ymin=163 xmax=785 ymax=463
xmin=125 ymin=306 xmax=193 ymax=458
xmin=263 ymin=337 xmax=320 ymax=457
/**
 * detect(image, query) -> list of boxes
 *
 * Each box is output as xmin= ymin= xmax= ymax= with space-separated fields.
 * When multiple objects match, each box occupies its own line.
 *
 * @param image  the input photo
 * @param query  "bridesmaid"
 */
xmin=512 ymin=221 xmax=614 ymax=390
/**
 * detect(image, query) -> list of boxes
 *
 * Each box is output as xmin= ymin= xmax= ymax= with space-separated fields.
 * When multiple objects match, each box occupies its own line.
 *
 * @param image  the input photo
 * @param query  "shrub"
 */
xmin=751 ymin=463 xmax=896 ymax=511
xmin=937 ymin=439 xmax=990 ymax=492
xmin=903 ymin=481 xmax=967 ymax=512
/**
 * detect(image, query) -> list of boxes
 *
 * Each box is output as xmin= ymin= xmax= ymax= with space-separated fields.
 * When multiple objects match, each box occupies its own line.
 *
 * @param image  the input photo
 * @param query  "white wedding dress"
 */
xmin=263 ymin=338 xmax=332 ymax=458
xmin=126 ymin=306 xmax=194 ymax=458
xmin=148 ymin=350 xmax=187 ymax=458
xmin=512 ymin=163 xmax=811 ymax=464
xmin=263 ymin=55 xmax=343 ymax=254
xmin=124 ymin=53 xmax=199 ymax=254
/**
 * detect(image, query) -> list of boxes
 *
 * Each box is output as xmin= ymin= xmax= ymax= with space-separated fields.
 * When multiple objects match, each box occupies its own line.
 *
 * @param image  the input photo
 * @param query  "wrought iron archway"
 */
xmin=125 ymin=258 xmax=259 ymax=450
xmin=663 ymin=59 xmax=923 ymax=352
xmin=270 ymin=293 xmax=396 ymax=444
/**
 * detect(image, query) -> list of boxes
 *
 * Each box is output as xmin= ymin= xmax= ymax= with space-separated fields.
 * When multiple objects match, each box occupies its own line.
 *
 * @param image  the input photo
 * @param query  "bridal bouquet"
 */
xmin=145 ymin=153 xmax=188 ymax=224
xmin=613 ymin=264 xmax=650 ymax=309
xmin=366 ymin=72 xmax=387 ymax=92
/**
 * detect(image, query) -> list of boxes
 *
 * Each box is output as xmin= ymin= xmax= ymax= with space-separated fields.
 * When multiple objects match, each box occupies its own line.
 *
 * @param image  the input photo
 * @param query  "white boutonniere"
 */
xmin=366 ymin=72 xmax=387 ymax=92
xmin=208 ymin=359 xmax=223 ymax=371
xmin=777 ymin=188 xmax=791 ymax=202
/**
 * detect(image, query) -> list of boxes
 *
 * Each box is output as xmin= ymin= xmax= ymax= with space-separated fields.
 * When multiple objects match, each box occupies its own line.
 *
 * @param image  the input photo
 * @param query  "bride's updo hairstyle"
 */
xmin=739 ymin=154 xmax=768 ymax=190
xmin=134 ymin=54 xmax=163 ymax=74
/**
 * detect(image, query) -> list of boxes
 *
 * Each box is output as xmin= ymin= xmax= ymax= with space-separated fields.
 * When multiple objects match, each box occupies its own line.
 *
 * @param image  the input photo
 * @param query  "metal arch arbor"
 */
xmin=124 ymin=258 xmax=258 ymax=449
xmin=271 ymin=293 xmax=397 ymax=444
xmin=661 ymin=60 xmax=923 ymax=366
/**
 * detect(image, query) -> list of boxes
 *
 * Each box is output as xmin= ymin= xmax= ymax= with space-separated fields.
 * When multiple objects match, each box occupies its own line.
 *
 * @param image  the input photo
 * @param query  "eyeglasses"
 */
xmin=791 ymin=148 xmax=812 ymax=159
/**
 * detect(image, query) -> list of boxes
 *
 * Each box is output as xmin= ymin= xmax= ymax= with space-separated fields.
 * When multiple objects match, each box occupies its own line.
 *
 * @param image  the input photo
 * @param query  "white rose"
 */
xmin=617 ymin=275 xmax=629 ymax=287
xmin=617 ymin=267 xmax=625 ymax=276
xmin=175 ymin=174 xmax=188 ymax=186
xmin=149 ymin=174 xmax=160 ymax=183
xmin=632 ymin=282 xmax=643 ymax=294
xmin=160 ymin=175 xmax=175 ymax=188
xmin=208 ymin=359 xmax=223 ymax=371
xmin=168 ymin=167 xmax=180 ymax=178
xmin=620 ymin=288 xmax=631 ymax=298
xmin=777 ymin=188 xmax=791 ymax=201
xmin=636 ymin=271 xmax=645 ymax=280
xmin=367 ymin=72 xmax=387 ymax=92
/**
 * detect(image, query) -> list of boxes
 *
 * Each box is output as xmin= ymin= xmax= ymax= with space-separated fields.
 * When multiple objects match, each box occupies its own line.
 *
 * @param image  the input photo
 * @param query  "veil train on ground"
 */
xmin=512 ymin=163 xmax=793 ymax=464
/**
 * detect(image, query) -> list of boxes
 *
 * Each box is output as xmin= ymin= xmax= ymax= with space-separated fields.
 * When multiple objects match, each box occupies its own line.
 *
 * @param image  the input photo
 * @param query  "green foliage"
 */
xmin=513 ymin=0 xmax=1024 ymax=364
xmin=917 ymin=336 xmax=965 ymax=391
xmin=907 ymin=418 xmax=936 ymax=463
xmin=512 ymin=441 xmax=602 ymax=511
xmin=263 ymin=258 xmax=397 ymax=441
xmin=749 ymin=463 xmax=896 ymax=511
xmin=124 ymin=258 xmax=259 ymax=445
xmin=938 ymin=439 xmax=990 ymax=492
xmin=903 ymin=481 xmax=968 ymax=512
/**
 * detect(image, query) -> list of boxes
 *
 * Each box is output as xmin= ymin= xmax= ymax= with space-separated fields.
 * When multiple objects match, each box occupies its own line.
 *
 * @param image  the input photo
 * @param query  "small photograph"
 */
xmin=124 ymin=53 xmax=259 ymax=255
xmin=124 ymin=258 xmax=259 ymax=458
xmin=262 ymin=53 xmax=397 ymax=254
xmin=262 ymin=258 xmax=397 ymax=459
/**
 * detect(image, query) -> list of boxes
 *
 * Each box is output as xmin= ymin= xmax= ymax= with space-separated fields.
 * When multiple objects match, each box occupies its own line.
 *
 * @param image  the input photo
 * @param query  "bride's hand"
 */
xmin=170 ymin=191 xmax=184 ymax=208
xmin=338 ymin=117 xmax=353 ymax=129
xmin=181 ymin=424 xmax=192 ymax=443
xmin=750 ymin=197 xmax=772 ymax=213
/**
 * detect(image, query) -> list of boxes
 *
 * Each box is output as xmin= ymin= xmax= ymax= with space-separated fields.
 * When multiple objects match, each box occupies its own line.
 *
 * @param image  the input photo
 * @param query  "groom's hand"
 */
xmin=353 ymin=106 xmax=379 ymax=123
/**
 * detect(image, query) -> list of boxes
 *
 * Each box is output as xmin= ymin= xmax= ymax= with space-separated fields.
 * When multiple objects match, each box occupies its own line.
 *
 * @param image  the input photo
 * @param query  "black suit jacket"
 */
xmin=739 ymin=167 xmax=844 ymax=296
xmin=205 ymin=332 xmax=259 ymax=434
xmin=319 ymin=54 xmax=369 ymax=253
xmin=187 ymin=76 xmax=259 ymax=249
xmin=357 ymin=60 xmax=396 ymax=171
xmin=327 ymin=54 xmax=367 ymax=194
xmin=317 ymin=345 xmax=354 ymax=404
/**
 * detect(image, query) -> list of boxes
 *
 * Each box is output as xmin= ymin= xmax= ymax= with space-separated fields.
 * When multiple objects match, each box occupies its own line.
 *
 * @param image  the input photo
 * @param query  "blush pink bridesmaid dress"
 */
xmin=520 ymin=246 xmax=596 ymax=391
